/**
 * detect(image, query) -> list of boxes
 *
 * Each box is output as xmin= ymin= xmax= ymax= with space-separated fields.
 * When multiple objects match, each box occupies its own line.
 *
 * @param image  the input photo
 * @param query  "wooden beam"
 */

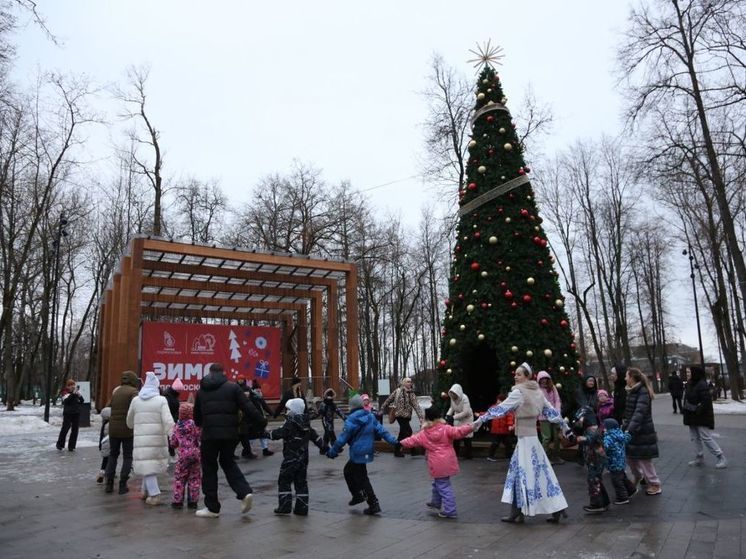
xmin=142 ymin=238 xmax=354 ymax=273
xmin=142 ymin=276 xmax=319 ymax=301
xmin=141 ymin=292 xmax=307 ymax=313
xmin=141 ymin=307 xmax=294 ymax=324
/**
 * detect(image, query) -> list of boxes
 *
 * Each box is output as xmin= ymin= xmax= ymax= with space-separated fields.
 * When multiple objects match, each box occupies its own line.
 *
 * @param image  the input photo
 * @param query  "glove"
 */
xmin=563 ymin=431 xmax=577 ymax=446
xmin=326 ymin=447 xmax=338 ymax=459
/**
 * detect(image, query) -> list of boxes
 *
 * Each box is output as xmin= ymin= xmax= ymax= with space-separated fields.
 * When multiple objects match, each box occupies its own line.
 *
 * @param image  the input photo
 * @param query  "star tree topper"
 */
xmin=467 ymin=40 xmax=505 ymax=71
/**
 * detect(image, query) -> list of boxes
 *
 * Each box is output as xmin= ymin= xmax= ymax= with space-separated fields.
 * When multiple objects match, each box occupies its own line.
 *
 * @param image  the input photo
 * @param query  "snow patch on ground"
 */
xmin=712 ymin=399 xmax=746 ymax=415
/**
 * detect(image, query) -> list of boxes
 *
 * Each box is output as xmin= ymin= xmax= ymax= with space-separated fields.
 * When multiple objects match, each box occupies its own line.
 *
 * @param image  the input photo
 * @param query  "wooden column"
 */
xmin=297 ymin=306 xmax=309 ymax=383
xmin=116 ymin=260 xmax=131 ymax=382
xmin=311 ymin=294 xmax=323 ymax=396
xmin=109 ymin=274 xmax=123 ymax=400
xmin=327 ymin=283 xmax=340 ymax=394
xmin=345 ymin=265 xmax=359 ymax=389
xmin=125 ymin=239 xmax=144 ymax=373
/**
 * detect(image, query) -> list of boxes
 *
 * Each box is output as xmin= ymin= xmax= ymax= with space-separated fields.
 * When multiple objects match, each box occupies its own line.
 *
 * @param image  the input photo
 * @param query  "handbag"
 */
xmin=682 ymin=400 xmax=701 ymax=413
xmin=388 ymin=408 xmax=397 ymax=424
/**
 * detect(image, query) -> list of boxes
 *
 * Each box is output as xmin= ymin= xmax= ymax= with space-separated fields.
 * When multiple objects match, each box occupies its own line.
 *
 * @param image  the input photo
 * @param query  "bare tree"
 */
xmin=173 ymin=178 xmax=226 ymax=243
xmin=115 ymin=65 xmax=165 ymax=236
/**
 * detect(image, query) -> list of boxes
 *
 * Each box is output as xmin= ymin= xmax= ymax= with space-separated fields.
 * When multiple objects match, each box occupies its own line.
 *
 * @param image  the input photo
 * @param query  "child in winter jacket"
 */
xmin=170 ymin=403 xmax=201 ymax=509
xmin=486 ymin=394 xmax=515 ymax=462
xmin=597 ymin=390 xmax=615 ymax=425
xmin=400 ymin=406 xmax=477 ymax=519
xmin=318 ymin=388 xmax=346 ymax=450
xmin=326 ymin=394 xmax=400 ymax=515
xmin=602 ymin=418 xmax=637 ymax=504
xmin=572 ymin=408 xmax=609 ymax=513
xmin=97 ymin=407 xmax=112 ymax=483
xmin=265 ymin=398 xmax=325 ymax=516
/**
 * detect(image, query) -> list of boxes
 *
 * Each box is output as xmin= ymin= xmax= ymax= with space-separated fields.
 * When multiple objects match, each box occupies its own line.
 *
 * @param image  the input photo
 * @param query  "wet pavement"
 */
xmin=1 ymin=394 xmax=744 ymax=558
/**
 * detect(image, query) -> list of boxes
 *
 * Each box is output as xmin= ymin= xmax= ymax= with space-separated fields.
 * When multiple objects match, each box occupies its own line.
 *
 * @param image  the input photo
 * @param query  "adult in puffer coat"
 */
xmin=400 ymin=406 xmax=476 ymax=518
xmin=622 ymin=367 xmax=661 ymax=496
xmin=326 ymin=395 xmax=399 ymax=516
xmin=446 ymin=383 xmax=474 ymax=459
xmin=126 ymin=371 xmax=175 ymax=506
xmin=683 ymin=366 xmax=727 ymax=469
xmin=105 ymin=370 xmax=139 ymax=495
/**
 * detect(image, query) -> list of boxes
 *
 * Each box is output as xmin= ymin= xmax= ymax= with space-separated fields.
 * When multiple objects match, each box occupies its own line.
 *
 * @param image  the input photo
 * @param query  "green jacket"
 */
xmin=108 ymin=371 xmax=139 ymax=438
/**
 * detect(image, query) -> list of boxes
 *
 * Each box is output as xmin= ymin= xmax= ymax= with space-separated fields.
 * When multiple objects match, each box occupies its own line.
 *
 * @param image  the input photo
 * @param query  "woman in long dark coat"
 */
xmin=623 ymin=368 xmax=662 ymax=496
xmin=683 ymin=366 xmax=727 ymax=468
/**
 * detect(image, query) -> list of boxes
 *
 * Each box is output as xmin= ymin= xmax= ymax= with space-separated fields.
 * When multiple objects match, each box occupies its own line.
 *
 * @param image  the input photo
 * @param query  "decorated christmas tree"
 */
xmin=437 ymin=44 xmax=580 ymax=412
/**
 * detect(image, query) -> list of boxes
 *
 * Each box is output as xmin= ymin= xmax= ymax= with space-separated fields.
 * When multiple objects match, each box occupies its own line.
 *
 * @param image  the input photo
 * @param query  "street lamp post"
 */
xmin=682 ymin=245 xmax=706 ymax=366
xmin=43 ymin=214 xmax=68 ymax=423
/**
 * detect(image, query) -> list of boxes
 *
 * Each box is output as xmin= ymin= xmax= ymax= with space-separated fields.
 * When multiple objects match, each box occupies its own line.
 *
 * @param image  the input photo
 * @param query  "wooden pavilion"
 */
xmin=95 ymin=236 xmax=359 ymax=406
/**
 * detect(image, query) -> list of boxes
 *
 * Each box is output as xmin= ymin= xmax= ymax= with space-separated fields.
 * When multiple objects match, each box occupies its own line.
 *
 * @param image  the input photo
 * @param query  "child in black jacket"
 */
xmin=318 ymin=389 xmax=346 ymax=450
xmin=264 ymin=398 xmax=325 ymax=515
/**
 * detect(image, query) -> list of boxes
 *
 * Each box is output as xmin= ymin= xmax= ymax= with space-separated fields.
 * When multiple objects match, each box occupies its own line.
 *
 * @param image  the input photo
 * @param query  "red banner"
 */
xmin=140 ymin=322 xmax=282 ymax=398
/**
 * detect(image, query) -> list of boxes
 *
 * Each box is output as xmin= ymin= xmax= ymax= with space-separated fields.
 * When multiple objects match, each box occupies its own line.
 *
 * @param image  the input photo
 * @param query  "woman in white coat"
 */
xmin=126 ymin=371 xmax=175 ymax=505
xmin=446 ymin=384 xmax=474 ymax=459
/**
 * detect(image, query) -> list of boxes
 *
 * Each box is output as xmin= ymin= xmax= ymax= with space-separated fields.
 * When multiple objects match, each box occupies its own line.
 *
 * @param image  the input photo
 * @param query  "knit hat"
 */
xmin=172 ymin=378 xmax=185 ymax=392
xmin=536 ymin=371 xmax=551 ymax=382
xmin=349 ymin=394 xmax=364 ymax=411
xmin=597 ymin=389 xmax=610 ymax=399
xmin=179 ymin=402 xmax=194 ymax=420
xmin=285 ymin=398 xmax=305 ymax=416
xmin=603 ymin=418 xmax=619 ymax=431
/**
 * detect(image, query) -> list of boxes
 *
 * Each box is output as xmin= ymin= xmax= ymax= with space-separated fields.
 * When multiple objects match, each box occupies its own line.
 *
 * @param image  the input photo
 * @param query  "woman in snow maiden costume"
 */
xmin=126 ymin=371 xmax=175 ymax=506
xmin=477 ymin=363 xmax=570 ymax=524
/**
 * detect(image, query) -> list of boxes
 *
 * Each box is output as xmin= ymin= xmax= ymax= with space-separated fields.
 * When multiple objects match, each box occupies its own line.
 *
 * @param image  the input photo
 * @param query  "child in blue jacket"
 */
xmin=326 ymin=394 xmax=399 ymax=515
xmin=602 ymin=418 xmax=637 ymax=504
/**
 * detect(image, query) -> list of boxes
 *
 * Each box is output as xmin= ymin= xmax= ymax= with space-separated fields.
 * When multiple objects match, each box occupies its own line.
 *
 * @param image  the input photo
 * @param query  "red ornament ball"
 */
xmin=518 ymin=168 xmax=526 ymax=176
xmin=560 ymin=320 xmax=569 ymax=328
xmin=511 ymin=302 xmax=519 ymax=309
xmin=520 ymin=208 xmax=529 ymax=217
xmin=540 ymin=318 xmax=549 ymax=326
xmin=504 ymin=290 xmax=514 ymax=299
xmin=439 ymin=360 xmax=447 ymax=367
xmin=570 ymin=343 xmax=577 ymax=350
xmin=455 ymin=245 xmax=462 ymax=252
xmin=500 ymin=282 xmax=508 ymax=289
xmin=474 ymin=231 xmax=481 ymax=239
xmin=470 ymin=262 xmax=481 ymax=271
xmin=481 ymin=302 xmax=488 ymax=309
xmin=487 ymin=115 xmax=495 ymax=123
xmin=488 ymin=148 xmax=495 ymax=156
xmin=468 ymin=182 xmax=478 ymax=191
xmin=537 ymin=260 xmax=544 ymax=266
xmin=522 ymin=294 xmax=532 ymax=304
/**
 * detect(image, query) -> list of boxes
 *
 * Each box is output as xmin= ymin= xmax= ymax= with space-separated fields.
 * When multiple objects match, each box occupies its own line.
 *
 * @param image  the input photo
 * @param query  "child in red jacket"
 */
xmin=486 ymin=394 xmax=516 ymax=462
xmin=400 ymin=406 xmax=477 ymax=519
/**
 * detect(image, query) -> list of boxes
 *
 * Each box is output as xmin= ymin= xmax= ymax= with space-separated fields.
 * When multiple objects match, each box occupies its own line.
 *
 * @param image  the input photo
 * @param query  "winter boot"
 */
xmin=105 ymin=478 xmax=114 ymax=494
xmin=348 ymin=491 xmax=367 ymax=506
xmin=118 ymin=479 xmax=129 ymax=495
xmin=363 ymin=501 xmax=381 ymax=515
xmin=501 ymin=502 xmax=525 ymax=523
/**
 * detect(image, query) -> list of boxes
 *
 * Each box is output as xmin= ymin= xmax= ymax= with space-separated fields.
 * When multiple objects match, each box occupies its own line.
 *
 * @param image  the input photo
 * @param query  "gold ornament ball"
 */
xmin=534 ymin=226 xmax=540 ymax=232
xmin=487 ymin=88 xmax=492 ymax=93
xmin=477 ymin=92 xmax=485 ymax=100
xmin=544 ymin=349 xmax=553 ymax=357
xmin=459 ymin=324 xmax=466 ymax=331
xmin=527 ymin=277 xmax=535 ymax=285
xmin=505 ymin=266 xmax=511 ymax=272
xmin=446 ymin=368 xmax=453 ymax=374
xmin=487 ymin=100 xmax=495 ymax=105
xmin=482 ymin=79 xmax=489 ymax=84
xmin=555 ymin=299 xmax=564 ymax=307
xmin=526 ymin=350 xmax=533 ymax=357
xmin=527 ymin=195 xmax=532 ymax=201
xmin=471 ymin=289 xmax=477 ymax=294
xmin=449 ymin=338 xmax=457 ymax=346
xmin=504 ymin=143 xmax=513 ymax=151
xmin=466 ymin=304 xmax=475 ymax=313
xmin=481 ymin=271 xmax=488 ymax=278
xmin=501 ymin=97 xmax=507 ymax=104
xmin=559 ymin=366 xmax=566 ymax=372
xmin=472 ymin=224 xmax=478 ymax=229
xmin=469 ymin=140 xmax=477 ymax=148
xmin=505 ymin=217 xmax=512 ymax=224
xmin=447 ymin=314 xmax=453 ymax=319
xmin=478 ymin=333 xmax=485 ymax=341
xmin=556 ymin=383 xmax=563 ymax=389
xmin=499 ymin=127 xmax=506 ymax=134
xmin=478 ymin=165 xmax=487 ymax=174
xmin=510 ymin=361 xmax=516 ymax=367
xmin=511 ymin=346 xmax=519 ymax=352
xmin=489 ymin=236 xmax=497 ymax=244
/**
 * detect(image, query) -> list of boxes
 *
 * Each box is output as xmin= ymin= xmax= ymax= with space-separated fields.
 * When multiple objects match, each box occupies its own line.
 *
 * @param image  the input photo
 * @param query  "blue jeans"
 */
xmin=431 ymin=477 xmax=456 ymax=516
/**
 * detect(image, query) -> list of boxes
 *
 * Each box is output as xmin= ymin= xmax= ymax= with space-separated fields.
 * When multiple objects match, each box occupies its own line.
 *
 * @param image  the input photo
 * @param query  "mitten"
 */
xmin=326 ymin=447 xmax=338 ymax=459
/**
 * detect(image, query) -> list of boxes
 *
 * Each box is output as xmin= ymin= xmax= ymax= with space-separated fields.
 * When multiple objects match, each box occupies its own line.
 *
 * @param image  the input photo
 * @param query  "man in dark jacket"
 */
xmin=105 ymin=370 xmax=139 ymax=495
xmin=610 ymin=365 xmax=627 ymax=424
xmin=667 ymin=371 xmax=684 ymax=414
xmin=194 ymin=363 xmax=266 ymax=518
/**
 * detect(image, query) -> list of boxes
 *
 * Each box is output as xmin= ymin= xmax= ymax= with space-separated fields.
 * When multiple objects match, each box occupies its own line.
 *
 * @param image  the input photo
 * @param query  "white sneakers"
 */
xmin=195 ymin=508 xmax=220 ymax=518
xmin=195 ymin=493 xmax=253 ymax=517
xmin=715 ymin=455 xmax=728 ymax=469
xmin=688 ymin=455 xmax=704 ymax=467
xmin=144 ymin=495 xmax=161 ymax=506
xmin=241 ymin=493 xmax=254 ymax=514
xmin=688 ymin=454 xmax=728 ymax=468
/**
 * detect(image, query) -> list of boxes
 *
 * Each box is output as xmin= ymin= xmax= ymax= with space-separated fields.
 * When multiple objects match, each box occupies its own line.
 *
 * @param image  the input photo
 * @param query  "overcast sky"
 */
xmin=13 ymin=1 xmax=722 ymax=362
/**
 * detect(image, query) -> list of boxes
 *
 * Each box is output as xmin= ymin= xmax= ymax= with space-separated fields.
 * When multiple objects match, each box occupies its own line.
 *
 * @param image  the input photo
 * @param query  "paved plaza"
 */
xmin=1 ymin=395 xmax=744 ymax=559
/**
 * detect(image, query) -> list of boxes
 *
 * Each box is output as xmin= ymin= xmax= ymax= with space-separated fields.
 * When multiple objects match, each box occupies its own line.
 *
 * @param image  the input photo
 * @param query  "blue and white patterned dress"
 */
xmin=481 ymin=387 xmax=569 ymax=516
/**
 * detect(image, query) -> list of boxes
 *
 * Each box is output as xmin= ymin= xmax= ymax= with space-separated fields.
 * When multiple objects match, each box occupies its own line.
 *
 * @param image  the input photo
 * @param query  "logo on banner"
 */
xmin=191 ymin=333 xmax=216 ymax=354
xmin=158 ymin=331 xmax=180 ymax=354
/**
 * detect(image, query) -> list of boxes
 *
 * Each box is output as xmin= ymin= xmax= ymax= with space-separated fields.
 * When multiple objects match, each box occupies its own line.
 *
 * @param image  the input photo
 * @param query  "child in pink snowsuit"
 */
xmin=400 ymin=406 xmax=477 ymax=519
xmin=170 ymin=403 xmax=201 ymax=509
